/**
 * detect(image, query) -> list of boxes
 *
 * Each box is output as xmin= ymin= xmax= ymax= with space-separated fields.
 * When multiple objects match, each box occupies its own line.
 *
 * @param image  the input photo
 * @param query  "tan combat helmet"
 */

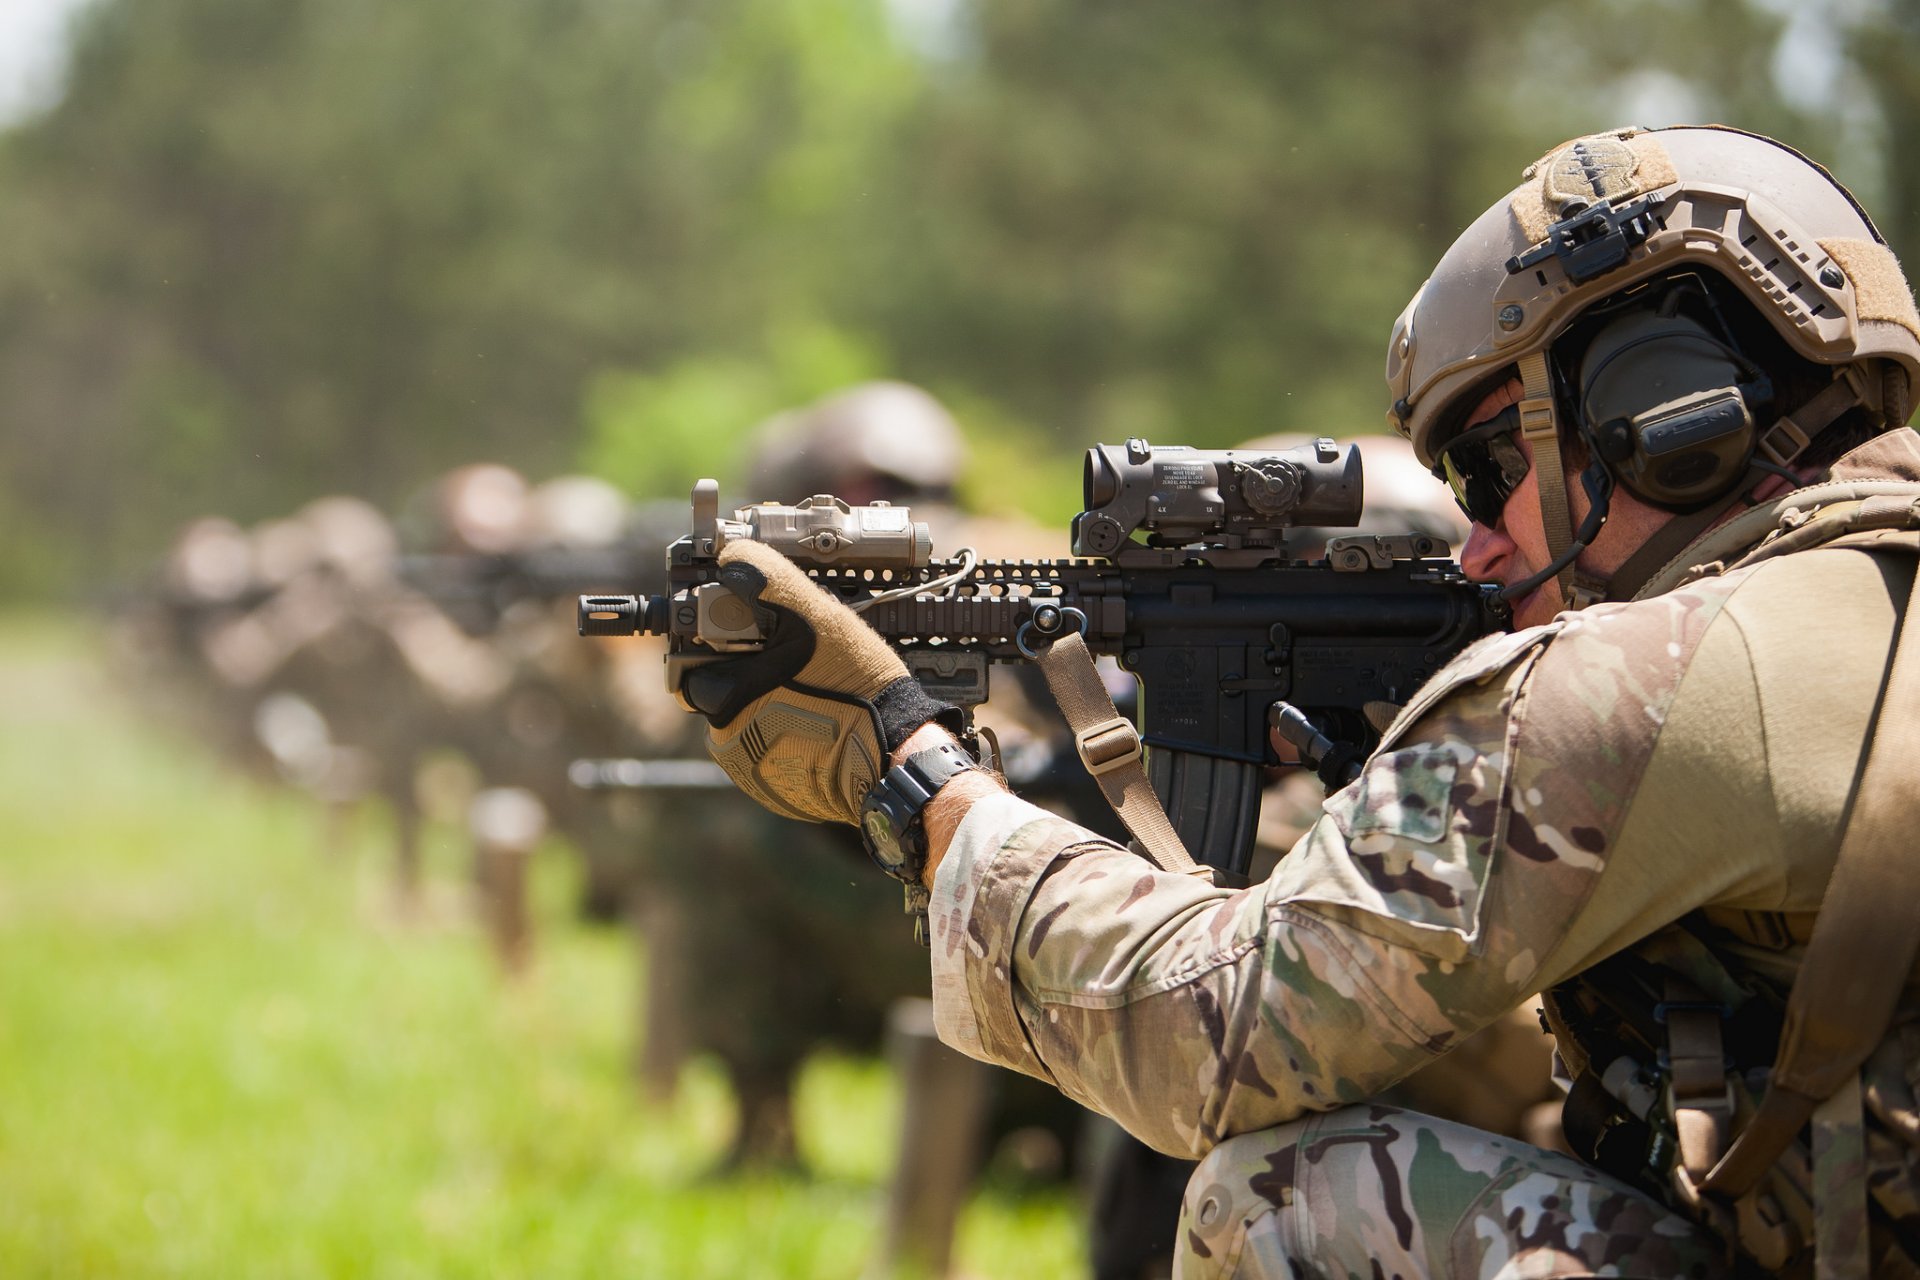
xmin=525 ymin=475 xmax=629 ymax=551
xmin=1387 ymin=125 xmax=1920 ymax=607
xmin=419 ymin=463 xmax=532 ymax=556
xmin=742 ymin=381 xmax=967 ymax=504
xmin=297 ymin=496 xmax=399 ymax=591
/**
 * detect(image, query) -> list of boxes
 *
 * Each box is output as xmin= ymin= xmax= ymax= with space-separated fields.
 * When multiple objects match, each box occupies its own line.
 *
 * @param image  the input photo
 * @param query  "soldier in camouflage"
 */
xmin=682 ymin=127 xmax=1920 ymax=1276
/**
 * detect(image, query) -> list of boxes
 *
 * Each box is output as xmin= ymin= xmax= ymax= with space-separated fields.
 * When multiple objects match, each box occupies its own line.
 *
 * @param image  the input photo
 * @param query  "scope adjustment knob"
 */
xmin=1240 ymin=460 xmax=1303 ymax=516
xmin=1074 ymin=514 xmax=1127 ymax=557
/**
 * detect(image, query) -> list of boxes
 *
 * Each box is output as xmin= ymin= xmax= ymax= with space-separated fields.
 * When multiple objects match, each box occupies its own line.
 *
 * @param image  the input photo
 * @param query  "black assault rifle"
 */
xmin=576 ymin=438 xmax=1508 ymax=883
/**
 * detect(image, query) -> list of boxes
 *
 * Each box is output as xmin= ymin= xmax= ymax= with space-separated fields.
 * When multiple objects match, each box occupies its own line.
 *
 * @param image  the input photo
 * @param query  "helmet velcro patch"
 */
xmin=1821 ymin=238 xmax=1920 ymax=345
xmin=1511 ymin=131 xmax=1678 ymax=245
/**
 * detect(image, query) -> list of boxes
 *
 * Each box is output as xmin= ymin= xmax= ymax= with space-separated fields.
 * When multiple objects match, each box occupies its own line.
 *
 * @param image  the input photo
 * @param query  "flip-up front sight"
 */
xmin=1072 ymin=438 xmax=1363 ymax=556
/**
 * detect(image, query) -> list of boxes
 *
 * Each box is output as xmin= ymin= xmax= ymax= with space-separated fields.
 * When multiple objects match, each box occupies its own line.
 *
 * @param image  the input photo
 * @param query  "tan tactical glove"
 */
xmin=679 ymin=540 xmax=961 ymax=825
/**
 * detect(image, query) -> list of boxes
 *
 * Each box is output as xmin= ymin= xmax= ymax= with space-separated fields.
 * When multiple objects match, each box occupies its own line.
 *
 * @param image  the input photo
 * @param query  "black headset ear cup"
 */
xmin=1574 ymin=299 xmax=1759 ymax=510
xmin=1596 ymin=418 xmax=1636 ymax=464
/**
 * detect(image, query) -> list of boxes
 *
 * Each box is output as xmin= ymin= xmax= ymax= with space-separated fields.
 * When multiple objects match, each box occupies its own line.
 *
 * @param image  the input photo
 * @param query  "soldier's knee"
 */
xmin=1175 ymin=1115 xmax=1328 ymax=1279
xmin=1174 ymin=1105 xmax=1729 ymax=1280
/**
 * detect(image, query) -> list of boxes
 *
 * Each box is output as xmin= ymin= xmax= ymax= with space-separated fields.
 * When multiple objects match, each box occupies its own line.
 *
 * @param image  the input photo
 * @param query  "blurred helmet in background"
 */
xmin=1236 ymin=433 xmax=1469 ymax=554
xmin=524 ymin=475 xmax=630 ymax=551
xmin=742 ymin=381 xmax=967 ymax=504
xmin=401 ymin=463 xmax=532 ymax=555
xmin=297 ymin=496 xmax=399 ymax=589
xmin=165 ymin=517 xmax=255 ymax=603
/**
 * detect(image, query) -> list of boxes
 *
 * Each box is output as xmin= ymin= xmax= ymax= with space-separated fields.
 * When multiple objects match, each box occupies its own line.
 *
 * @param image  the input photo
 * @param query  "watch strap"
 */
xmin=900 ymin=739 xmax=980 ymax=794
xmin=860 ymin=740 xmax=979 ymax=945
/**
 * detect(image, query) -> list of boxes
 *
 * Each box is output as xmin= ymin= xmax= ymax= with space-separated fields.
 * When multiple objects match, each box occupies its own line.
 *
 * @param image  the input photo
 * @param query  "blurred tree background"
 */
xmin=0 ymin=0 xmax=1913 ymax=597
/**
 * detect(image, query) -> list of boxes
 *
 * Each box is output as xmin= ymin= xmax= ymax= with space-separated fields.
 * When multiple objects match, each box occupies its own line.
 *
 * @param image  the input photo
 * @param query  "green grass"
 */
xmin=0 ymin=616 xmax=1084 ymax=1278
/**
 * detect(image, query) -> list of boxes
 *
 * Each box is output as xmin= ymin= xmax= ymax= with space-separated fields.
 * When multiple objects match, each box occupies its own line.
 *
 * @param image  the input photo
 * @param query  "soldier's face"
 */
xmin=1455 ymin=381 xmax=1677 ymax=630
xmin=1453 ymin=381 xmax=1565 ymax=630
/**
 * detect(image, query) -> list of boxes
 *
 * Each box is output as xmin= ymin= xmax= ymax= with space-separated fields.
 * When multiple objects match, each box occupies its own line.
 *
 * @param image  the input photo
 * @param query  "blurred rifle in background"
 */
xmin=400 ymin=545 xmax=660 ymax=637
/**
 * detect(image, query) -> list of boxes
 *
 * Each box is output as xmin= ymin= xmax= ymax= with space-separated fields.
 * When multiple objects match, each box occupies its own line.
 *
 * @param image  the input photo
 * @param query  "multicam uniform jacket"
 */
xmin=925 ymin=432 xmax=1920 ymax=1265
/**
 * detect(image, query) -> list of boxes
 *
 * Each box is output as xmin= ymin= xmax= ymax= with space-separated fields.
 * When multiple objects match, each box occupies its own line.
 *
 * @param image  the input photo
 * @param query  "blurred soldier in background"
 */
xmin=117 ymin=516 xmax=280 ymax=781
xmin=749 ymin=383 xmax=1223 ymax=1276
xmin=427 ymin=474 xmax=651 ymax=913
xmin=123 ymin=497 xmax=494 ymax=902
xmin=236 ymin=496 xmax=436 ymax=888
xmin=392 ymin=465 xmax=672 ymax=976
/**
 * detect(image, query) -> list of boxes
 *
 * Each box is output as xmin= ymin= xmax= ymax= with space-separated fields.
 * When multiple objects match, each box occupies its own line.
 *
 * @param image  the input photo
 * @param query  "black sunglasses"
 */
xmin=1434 ymin=404 xmax=1530 ymax=527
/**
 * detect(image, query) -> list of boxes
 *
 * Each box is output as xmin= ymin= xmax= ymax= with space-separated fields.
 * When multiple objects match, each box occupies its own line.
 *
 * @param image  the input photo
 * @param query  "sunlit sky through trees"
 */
xmin=0 ymin=0 xmax=1912 ymax=597
xmin=0 ymin=0 xmax=94 ymax=124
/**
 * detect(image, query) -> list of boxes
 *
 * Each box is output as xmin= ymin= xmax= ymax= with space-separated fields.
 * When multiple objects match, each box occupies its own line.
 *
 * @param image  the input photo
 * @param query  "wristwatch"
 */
xmin=860 ymin=740 xmax=979 ymax=944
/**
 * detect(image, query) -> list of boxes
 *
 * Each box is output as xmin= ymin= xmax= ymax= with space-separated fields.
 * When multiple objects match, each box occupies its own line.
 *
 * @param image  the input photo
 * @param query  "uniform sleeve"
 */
xmin=927 ymin=579 xmax=1744 ymax=1159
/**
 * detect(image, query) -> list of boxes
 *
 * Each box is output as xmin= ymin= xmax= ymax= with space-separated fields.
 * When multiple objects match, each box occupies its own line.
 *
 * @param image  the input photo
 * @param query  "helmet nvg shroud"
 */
xmin=1387 ymin=125 xmax=1920 ymax=608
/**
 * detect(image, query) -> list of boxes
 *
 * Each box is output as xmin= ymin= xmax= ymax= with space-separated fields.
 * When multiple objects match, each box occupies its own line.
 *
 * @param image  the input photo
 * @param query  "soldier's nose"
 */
xmin=1459 ymin=521 xmax=1513 ymax=585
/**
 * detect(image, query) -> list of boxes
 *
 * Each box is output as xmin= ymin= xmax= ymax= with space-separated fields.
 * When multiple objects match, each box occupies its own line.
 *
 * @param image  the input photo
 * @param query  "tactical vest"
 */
xmin=1543 ymin=491 xmax=1920 ymax=1278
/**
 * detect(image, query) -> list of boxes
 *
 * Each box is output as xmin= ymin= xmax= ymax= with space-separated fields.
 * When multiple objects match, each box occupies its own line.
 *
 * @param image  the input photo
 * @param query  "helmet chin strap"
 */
xmin=1512 ymin=351 xmax=1611 ymax=610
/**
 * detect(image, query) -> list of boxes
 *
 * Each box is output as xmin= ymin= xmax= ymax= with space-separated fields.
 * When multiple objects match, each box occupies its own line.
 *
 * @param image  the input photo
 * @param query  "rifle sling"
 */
xmin=1028 ymin=632 xmax=1210 ymax=881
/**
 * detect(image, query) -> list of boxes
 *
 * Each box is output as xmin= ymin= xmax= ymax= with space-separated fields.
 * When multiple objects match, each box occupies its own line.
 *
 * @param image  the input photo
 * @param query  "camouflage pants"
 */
xmin=1175 ymin=1104 xmax=1728 ymax=1279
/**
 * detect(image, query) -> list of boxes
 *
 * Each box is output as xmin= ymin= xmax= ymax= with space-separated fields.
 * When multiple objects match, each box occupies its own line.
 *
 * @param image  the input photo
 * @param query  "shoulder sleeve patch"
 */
xmin=1375 ymin=621 xmax=1564 ymax=753
xmin=1267 ymin=581 xmax=1742 ymax=1011
xmin=1342 ymin=741 xmax=1458 ymax=845
xmin=1282 ymin=650 xmax=1538 ymax=964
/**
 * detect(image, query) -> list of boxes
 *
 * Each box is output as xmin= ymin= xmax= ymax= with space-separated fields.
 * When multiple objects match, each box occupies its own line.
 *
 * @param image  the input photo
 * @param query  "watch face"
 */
xmin=863 ymin=808 xmax=905 ymax=868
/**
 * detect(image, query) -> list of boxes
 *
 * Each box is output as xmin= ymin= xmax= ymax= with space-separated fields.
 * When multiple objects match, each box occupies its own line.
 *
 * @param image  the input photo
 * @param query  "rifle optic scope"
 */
xmin=1073 ymin=437 xmax=1363 ymax=556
